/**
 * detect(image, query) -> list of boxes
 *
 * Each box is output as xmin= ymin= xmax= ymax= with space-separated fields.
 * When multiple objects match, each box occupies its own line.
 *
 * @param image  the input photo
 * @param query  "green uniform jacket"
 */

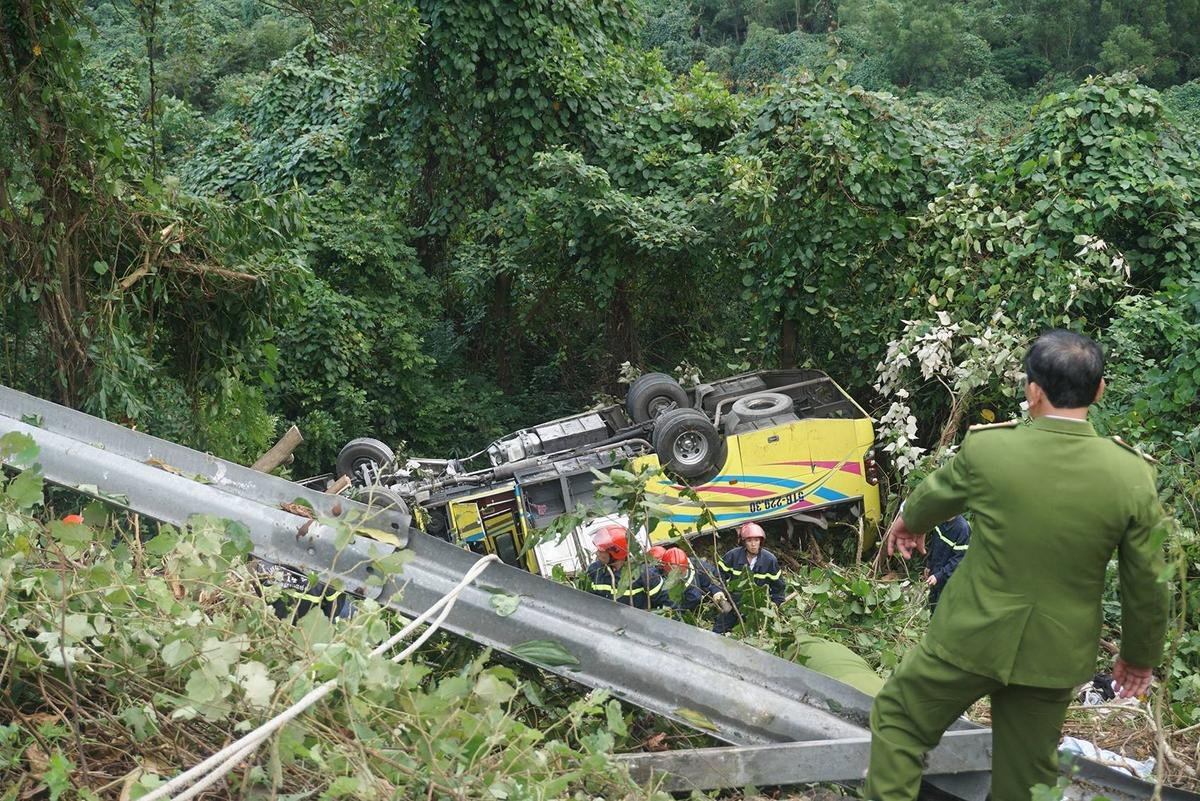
xmin=902 ymin=416 xmax=1169 ymax=688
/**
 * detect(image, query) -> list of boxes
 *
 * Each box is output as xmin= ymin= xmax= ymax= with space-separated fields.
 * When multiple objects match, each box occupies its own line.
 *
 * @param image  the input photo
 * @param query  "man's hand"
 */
xmin=925 ymin=574 xmax=938 ymax=587
xmin=885 ymin=513 xmax=926 ymax=560
xmin=1113 ymin=657 xmax=1153 ymax=699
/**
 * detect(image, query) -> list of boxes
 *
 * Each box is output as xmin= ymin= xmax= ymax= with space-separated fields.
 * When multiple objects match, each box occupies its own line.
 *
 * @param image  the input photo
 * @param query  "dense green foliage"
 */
xmin=6 ymin=0 xmax=1199 ymax=468
xmin=3 ymin=0 xmax=1200 ymax=794
xmin=645 ymin=0 xmax=1200 ymax=92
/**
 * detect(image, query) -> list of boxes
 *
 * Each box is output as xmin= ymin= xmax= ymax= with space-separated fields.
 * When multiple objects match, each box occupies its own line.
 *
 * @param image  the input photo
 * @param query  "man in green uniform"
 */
xmin=864 ymin=330 xmax=1169 ymax=801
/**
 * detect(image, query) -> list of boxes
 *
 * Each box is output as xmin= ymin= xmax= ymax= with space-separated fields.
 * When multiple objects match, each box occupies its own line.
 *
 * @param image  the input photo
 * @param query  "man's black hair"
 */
xmin=1023 ymin=330 xmax=1105 ymax=408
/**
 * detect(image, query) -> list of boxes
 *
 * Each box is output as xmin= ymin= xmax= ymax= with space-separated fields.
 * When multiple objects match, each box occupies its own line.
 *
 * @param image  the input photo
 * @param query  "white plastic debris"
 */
xmin=1059 ymin=735 xmax=1155 ymax=779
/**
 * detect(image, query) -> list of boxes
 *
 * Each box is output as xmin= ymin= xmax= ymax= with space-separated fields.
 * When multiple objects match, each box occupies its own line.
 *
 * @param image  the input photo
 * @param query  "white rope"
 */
xmin=143 ymin=555 xmax=499 ymax=801
xmin=172 ymin=569 xmax=478 ymax=801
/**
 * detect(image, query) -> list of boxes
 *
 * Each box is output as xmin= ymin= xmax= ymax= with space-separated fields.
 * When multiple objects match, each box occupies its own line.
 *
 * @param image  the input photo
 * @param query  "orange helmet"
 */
xmin=592 ymin=525 xmax=629 ymax=561
xmin=62 ymin=514 xmax=85 ymax=525
xmin=647 ymin=545 xmax=668 ymax=561
xmin=661 ymin=547 xmax=690 ymax=572
xmin=739 ymin=521 xmax=766 ymax=541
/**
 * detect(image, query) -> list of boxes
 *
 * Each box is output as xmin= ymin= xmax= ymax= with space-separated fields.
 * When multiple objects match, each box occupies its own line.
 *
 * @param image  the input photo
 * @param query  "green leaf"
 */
xmin=489 ymin=591 xmax=521 ymax=617
xmin=161 ymin=639 xmax=195 ymax=667
xmin=44 ymin=750 xmax=73 ymax=801
xmin=235 ymin=661 xmax=277 ymax=708
xmin=7 ymin=470 xmax=44 ymax=509
xmin=46 ymin=520 xmax=92 ymax=550
xmin=675 ymin=707 xmax=719 ymax=731
xmin=605 ymin=699 xmax=628 ymax=736
xmin=294 ymin=608 xmax=336 ymax=647
xmin=81 ymin=502 xmax=108 ymax=527
xmin=63 ymin=613 xmax=95 ymax=641
xmin=144 ymin=530 xmax=179 ymax=556
xmin=92 ymin=260 xmax=109 ymax=275
xmin=0 ymin=431 xmax=38 ymax=464
xmin=372 ymin=548 xmax=412 ymax=575
xmin=184 ymin=668 xmax=222 ymax=705
xmin=473 ymin=672 xmax=517 ymax=705
xmin=511 ymin=639 xmax=580 ymax=669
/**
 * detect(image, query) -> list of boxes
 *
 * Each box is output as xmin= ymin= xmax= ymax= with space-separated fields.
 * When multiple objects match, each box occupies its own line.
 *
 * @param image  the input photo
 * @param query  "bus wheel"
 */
xmin=654 ymin=409 xmax=724 ymax=482
xmin=336 ymin=438 xmax=395 ymax=486
xmin=626 ymin=372 xmax=689 ymax=423
xmin=731 ymin=392 xmax=794 ymax=421
xmin=352 ymin=485 xmax=409 ymax=517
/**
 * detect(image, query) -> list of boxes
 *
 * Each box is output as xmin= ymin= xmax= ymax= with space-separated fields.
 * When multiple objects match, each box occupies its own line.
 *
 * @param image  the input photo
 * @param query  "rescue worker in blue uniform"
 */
xmin=253 ymin=560 xmax=352 ymax=622
xmin=714 ymin=521 xmax=786 ymax=633
xmin=585 ymin=525 xmax=666 ymax=610
xmin=659 ymin=546 xmax=729 ymax=612
xmin=923 ymin=514 xmax=970 ymax=609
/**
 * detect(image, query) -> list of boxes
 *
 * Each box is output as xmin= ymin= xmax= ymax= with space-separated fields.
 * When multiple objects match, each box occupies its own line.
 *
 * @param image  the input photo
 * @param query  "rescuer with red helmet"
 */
xmin=585 ymin=524 xmax=665 ymax=609
xmin=714 ymin=521 xmax=786 ymax=632
xmin=658 ymin=546 xmax=731 ymax=613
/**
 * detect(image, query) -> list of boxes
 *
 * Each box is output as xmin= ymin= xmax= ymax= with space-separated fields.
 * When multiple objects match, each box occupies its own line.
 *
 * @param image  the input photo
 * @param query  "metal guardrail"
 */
xmin=614 ymin=730 xmax=993 ymax=791
xmin=3 ymin=386 xmax=1194 ymax=801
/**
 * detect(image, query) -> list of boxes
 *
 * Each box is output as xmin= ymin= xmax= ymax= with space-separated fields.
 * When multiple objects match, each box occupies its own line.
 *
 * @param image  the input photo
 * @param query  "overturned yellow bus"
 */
xmin=327 ymin=370 xmax=881 ymax=576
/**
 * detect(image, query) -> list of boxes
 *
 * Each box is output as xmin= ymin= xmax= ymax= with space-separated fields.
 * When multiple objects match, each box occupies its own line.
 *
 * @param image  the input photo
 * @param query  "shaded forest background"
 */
xmin=3 ymin=0 xmax=1199 ymax=476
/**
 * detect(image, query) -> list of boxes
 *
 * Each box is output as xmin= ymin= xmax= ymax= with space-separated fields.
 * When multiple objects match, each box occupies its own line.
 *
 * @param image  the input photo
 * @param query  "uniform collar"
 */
xmin=1031 ymin=416 xmax=1096 ymax=437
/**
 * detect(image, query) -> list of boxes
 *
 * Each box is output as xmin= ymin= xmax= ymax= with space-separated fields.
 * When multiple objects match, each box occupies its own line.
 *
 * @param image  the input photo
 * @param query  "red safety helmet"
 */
xmin=62 ymin=514 xmax=85 ymax=525
xmin=647 ymin=545 xmax=668 ymax=561
xmin=738 ymin=521 xmax=766 ymax=541
xmin=661 ymin=547 xmax=690 ymax=572
xmin=591 ymin=525 xmax=629 ymax=561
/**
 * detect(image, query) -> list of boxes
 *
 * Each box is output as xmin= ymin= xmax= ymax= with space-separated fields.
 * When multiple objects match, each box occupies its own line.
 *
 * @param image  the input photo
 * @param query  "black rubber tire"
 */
xmin=336 ymin=437 xmax=395 ymax=485
xmin=352 ymin=485 xmax=409 ymax=517
xmin=730 ymin=392 xmax=794 ymax=421
xmin=626 ymin=372 xmax=689 ymax=423
xmin=653 ymin=408 xmax=725 ymax=482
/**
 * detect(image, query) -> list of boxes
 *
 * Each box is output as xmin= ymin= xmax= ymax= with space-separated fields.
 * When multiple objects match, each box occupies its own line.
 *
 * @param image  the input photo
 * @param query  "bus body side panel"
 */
xmin=633 ymin=417 xmax=880 ymax=540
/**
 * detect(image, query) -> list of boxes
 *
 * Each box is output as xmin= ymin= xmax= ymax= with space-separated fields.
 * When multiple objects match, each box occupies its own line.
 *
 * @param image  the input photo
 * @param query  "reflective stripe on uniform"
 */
xmin=285 ymin=589 xmax=342 ymax=604
xmin=590 ymin=584 xmax=615 ymax=593
xmin=935 ymin=524 xmax=969 ymax=551
xmin=755 ymin=571 xmax=782 ymax=581
xmin=719 ymin=559 xmax=744 ymax=576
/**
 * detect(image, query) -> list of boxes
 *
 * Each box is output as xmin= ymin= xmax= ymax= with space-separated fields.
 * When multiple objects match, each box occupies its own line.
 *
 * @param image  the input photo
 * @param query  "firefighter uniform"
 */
xmin=718 ymin=544 xmax=785 ymax=603
xmin=255 ymin=561 xmax=351 ymax=622
xmin=925 ymin=515 xmax=970 ymax=609
xmin=585 ymin=560 xmax=666 ymax=610
xmin=671 ymin=556 xmax=724 ymax=611
xmin=714 ymin=544 xmax=786 ymax=632
xmin=865 ymin=417 xmax=1169 ymax=801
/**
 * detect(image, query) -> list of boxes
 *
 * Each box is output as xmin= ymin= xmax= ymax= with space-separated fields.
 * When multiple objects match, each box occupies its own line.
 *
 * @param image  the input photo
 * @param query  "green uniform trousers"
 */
xmin=864 ymin=641 xmax=1073 ymax=801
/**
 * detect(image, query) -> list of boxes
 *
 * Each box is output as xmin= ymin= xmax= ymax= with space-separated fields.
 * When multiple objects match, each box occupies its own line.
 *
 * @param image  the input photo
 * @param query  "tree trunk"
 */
xmin=780 ymin=314 xmax=797 ymax=369
xmin=489 ymin=270 xmax=517 ymax=392
xmin=606 ymin=275 xmax=641 ymax=375
xmin=2 ymin=3 xmax=92 ymax=406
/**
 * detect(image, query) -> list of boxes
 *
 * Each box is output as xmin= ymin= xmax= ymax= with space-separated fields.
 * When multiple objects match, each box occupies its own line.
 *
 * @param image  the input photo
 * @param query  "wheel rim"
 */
xmin=673 ymin=430 xmax=709 ymax=466
xmin=647 ymin=395 xmax=677 ymax=417
xmin=353 ymin=458 xmax=384 ymax=483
